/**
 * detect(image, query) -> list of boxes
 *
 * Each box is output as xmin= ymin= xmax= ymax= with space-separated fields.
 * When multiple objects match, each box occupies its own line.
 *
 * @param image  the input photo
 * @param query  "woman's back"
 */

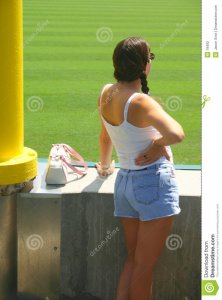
xmin=100 ymin=84 xmax=172 ymax=170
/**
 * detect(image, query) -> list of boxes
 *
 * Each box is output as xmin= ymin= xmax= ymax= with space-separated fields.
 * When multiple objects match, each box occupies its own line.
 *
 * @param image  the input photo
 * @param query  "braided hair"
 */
xmin=140 ymin=72 xmax=149 ymax=95
xmin=113 ymin=37 xmax=151 ymax=94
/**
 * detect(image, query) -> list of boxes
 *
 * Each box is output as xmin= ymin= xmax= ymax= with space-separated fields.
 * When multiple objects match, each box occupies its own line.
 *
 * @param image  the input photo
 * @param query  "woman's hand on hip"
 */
xmin=135 ymin=142 xmax=171 ymax=166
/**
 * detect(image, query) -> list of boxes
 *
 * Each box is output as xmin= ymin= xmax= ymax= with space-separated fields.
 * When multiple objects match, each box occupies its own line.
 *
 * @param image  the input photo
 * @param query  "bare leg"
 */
xmin=116 ymin=217 xmax=139 ymax=300
xmin=130 ymin=215 xmax=175 ymax=300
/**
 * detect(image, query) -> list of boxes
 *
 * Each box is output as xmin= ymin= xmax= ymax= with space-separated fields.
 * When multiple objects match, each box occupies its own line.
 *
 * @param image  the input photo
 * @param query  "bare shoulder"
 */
xmin=101 ymin=83 xmax=114 ymax=94
xmin=132 ymin=93 xmax=162 ymax=111
xmin=98 ymin=83 xmax=113 ymax=105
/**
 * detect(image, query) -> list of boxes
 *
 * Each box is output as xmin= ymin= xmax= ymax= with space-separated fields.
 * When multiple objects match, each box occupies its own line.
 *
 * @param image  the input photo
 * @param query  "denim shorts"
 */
xmin=113 ymin=162 xmax=181 ymax=221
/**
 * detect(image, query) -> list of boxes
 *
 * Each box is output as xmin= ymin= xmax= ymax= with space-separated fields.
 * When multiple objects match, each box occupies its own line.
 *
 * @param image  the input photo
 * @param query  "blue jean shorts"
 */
xmin=113 ymin=162 xmax=181 ymax=221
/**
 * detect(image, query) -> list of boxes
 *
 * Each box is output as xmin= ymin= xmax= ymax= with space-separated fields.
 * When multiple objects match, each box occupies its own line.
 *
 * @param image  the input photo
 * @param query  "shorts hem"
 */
xmin=113 ymin=213 xmax=139 ymax=219
xmin=139 ymin=208 xmax=181 ymax=222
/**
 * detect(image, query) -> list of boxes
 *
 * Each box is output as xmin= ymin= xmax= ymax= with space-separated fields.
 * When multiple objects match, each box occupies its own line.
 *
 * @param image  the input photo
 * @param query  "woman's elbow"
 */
xmin=173 ymin=129 xmax=185 ymax=143
xmin=177 ymin=132 xmax=185 ymax=142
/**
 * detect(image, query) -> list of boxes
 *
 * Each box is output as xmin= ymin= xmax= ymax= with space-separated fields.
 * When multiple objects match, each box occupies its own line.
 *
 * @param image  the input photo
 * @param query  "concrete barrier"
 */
xmin=0 ymin=193 xmax=17 ymax=300
xmin=0 ymin=182 xmax=34 ymax=300
xmin=17 ymin=162 xmax=201 ymax=300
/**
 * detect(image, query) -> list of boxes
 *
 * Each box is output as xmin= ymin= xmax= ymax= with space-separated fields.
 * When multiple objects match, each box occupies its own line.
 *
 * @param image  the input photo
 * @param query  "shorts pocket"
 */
xmin=159 ymin=165 xmax=178 ymax=189
xmin=132 ymin=173 xmax=159 ymax=205
xmin=114 ymin=174 xmax=124 ymax=199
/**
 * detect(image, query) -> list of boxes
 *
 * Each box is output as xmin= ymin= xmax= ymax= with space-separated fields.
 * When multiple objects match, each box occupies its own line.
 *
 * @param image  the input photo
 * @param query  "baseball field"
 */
xmin=23 ymin=0 xmax=201 ymax=165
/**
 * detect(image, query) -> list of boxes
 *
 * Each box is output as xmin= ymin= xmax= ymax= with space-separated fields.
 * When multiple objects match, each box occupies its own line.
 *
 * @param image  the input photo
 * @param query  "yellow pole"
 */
xmin=0 ymin=0 xmax=37 ymax=185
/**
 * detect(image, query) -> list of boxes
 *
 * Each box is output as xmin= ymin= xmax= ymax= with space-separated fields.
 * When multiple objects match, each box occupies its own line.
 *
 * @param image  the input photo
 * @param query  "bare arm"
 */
xmin=98 ymin=95 xmax=113 ymax=164
xmin=135 ymin=94 xmax=185 ymax=165
xmin=95 ymin=94 xmax=115 ymax=176
xmin=140 ymin=94 xmax=185 ymax=145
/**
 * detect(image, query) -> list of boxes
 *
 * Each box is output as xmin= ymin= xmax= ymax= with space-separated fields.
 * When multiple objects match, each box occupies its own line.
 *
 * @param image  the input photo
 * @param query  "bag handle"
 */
xmin=61 ymin=156 xmax=87 ymax=176
xmin=61 ymin=144 xmax=88 ymax=175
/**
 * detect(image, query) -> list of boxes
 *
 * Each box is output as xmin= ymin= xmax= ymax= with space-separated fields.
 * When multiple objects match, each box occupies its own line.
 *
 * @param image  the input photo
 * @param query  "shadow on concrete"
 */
xmin=61 ymin=292 xmax=103 ymax=300
xmin=17 ymin=292 xmax=103 ymax=300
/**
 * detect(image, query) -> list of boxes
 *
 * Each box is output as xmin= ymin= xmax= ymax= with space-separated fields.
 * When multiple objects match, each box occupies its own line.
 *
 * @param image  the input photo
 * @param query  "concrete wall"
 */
xmin=0 ymin=158 xmax=202 ymax=298
xmin=0 ymin=194 xmax=17 ymax=300
xmin=17 ymin=192 xmax=201 ymax=300
xmin=62 ymin=193 xmax=201 ymax=300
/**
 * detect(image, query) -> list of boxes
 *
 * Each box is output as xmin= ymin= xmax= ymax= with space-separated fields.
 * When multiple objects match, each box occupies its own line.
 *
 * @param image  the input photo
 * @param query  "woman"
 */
xmin=95 ymin=37 xmax=184 ymax=300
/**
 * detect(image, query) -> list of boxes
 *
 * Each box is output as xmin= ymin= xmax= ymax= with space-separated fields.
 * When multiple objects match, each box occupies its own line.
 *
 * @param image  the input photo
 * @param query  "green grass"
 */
xmin=24 ymin=0 xmax=201 ymax=165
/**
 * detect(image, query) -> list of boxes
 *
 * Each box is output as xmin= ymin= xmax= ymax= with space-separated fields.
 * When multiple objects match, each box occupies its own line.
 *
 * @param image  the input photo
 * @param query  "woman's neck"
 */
xmin=116 ymin=79 xmax=141 ymax=93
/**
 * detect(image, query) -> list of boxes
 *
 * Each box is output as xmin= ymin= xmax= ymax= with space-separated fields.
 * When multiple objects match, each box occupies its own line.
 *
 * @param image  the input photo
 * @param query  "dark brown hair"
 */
xmin=112 ymin=37 xmax=150 ymax=94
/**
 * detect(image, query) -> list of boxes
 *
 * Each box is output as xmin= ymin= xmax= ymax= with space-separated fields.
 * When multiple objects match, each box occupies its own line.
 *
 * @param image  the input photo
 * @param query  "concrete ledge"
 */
xmin=32 ymin=161 xmax=201 ymax=197
xmin=16 ymin=162 xmax=201 ymax=300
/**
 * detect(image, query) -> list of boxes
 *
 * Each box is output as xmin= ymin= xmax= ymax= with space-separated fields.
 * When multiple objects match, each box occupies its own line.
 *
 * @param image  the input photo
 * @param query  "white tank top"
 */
xmin=100 ymin=86 xmax=173 ymax=170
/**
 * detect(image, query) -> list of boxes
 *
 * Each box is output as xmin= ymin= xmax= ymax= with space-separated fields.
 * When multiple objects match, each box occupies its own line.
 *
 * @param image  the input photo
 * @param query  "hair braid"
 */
xmin=140 ymin=73 xmax=149 ymax=94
